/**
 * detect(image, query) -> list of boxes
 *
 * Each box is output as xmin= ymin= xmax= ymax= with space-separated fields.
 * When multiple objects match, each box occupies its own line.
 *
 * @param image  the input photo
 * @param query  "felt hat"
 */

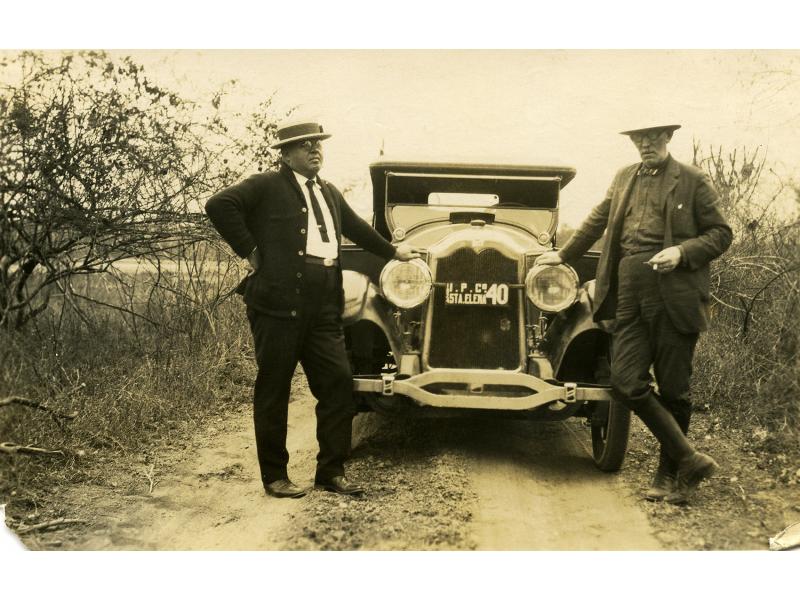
xmin=619 ymin=123 xmax=682 ymax=136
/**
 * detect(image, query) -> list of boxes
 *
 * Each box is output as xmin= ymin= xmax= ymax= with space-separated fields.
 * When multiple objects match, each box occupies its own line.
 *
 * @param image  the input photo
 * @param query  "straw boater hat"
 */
xmin=619 ymin=123 xmax=682 ymax=136
xmin=270 ymin=120 xmax=332 ymax=149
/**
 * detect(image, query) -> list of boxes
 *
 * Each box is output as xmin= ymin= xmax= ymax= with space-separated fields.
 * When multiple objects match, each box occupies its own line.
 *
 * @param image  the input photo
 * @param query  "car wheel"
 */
xmin=590 ymin=399 xmax=631 ymax=471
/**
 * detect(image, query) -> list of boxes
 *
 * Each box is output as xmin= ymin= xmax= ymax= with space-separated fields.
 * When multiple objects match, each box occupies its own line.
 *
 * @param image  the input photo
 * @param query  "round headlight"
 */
xmin=379 ymin=259 xmax=433 ymax=309
xmin=525 ymin=264 xmax=579 ymax=312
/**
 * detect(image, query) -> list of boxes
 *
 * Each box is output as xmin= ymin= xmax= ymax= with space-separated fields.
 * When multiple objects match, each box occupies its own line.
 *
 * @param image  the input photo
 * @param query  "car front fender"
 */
xmin=546 ymin=281 xmax=611 ymax=379
xmin=342 ymin=270 xmax=403 ymax=360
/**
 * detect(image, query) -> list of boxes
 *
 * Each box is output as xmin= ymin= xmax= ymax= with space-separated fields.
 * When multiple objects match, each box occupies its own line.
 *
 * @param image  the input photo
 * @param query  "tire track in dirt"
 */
xmin=464 ymin=419 xmax=662 ymax=550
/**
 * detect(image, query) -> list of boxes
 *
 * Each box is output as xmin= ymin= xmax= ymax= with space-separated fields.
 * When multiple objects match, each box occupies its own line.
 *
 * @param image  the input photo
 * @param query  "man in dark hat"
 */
xmin=536 ymin=123 xmax=732 ymax=504
xmin=206 ymin=120 xmax=419 ymax=498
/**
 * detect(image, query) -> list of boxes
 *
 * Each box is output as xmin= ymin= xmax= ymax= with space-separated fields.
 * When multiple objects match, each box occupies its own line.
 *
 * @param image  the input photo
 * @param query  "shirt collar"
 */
xmin=638 ymin=154 xmax=671 ymax=177
xmin=292 ymin=169 xmax=318 ymax=188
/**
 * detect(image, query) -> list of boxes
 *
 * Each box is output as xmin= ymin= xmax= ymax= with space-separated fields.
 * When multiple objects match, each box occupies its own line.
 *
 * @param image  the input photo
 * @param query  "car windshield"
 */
xmin=390 ymin=204 xmax=555 ymax=236
xmin=386 ymin=174 xmax=559 ymax=236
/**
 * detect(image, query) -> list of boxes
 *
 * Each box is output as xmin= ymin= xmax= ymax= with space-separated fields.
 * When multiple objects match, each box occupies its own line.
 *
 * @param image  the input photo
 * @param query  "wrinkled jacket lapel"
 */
xmin=660 ymin=156 xmax=681 ymax=211
xmin=610 ymin=165 xmax=638 ymax=238
xmin=318 ymin=179 xmax=342 ymax=239
xmin=280 ymin=164 xmax=309 ymax=210
xmin=660 ymin=156 xmax=681 ymax=247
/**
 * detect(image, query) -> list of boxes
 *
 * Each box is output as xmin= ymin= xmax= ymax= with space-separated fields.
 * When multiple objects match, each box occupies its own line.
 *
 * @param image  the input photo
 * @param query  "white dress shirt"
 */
xmin=292 ymin=170 xmax=338 ymax=259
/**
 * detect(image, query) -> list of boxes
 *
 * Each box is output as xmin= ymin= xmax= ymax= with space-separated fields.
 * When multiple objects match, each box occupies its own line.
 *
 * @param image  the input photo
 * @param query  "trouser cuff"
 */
xmin=262 ymin=472 xmax=289 ymax=486
xmin=314 ymin=466 xmax=345 ymax=483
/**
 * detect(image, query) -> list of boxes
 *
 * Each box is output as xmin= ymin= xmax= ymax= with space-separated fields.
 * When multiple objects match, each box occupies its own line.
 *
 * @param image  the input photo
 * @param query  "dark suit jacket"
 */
xmin=205 ymin=164 xmax=396 ymax=318
xmin=559 ymin=156 xmax=732 ymax=333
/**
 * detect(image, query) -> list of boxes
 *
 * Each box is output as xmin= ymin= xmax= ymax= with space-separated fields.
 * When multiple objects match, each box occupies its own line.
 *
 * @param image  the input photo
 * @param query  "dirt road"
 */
xmin=37 ymin=377 xmax=664 ymax=551
xmin=466 ymin=419 xmax=660 ymax=550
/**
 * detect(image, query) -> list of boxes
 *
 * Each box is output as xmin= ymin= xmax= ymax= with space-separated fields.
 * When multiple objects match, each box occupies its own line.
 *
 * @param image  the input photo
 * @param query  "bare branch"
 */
xmin=0 ymin=442 xmax=65 ymax=457
xmin=143 ymin=463 xmax=157 ymax=494
xmin=60 ymin=287 xmax=168 ymax=329
xmin=710 ymin=293 xmax=747 ymax=313
xmin=16 ymin=518 xmax=86 ymax=534
xmin=0 ymin=394 xmax=79 ymax=420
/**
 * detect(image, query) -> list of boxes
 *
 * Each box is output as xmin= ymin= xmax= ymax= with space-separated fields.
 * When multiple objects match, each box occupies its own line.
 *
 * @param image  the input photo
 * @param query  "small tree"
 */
xmin=0 ymin=51 xmax=281 ymax=330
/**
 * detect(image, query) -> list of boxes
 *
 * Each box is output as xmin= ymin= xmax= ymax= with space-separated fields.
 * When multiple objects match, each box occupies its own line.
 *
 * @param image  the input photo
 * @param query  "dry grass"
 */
xmin=0 ymin=252 xmax=255 ymax=513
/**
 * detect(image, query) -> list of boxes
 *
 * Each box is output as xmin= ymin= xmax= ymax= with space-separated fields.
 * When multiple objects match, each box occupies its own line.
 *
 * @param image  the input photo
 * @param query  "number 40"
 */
xmin=485 ymin=283 xmax=509 ymax=305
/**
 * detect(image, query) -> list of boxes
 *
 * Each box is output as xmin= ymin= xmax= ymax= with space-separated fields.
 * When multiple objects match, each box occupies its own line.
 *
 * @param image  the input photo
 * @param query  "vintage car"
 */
xmin=341 ymin=161 xmax=630 ymax=471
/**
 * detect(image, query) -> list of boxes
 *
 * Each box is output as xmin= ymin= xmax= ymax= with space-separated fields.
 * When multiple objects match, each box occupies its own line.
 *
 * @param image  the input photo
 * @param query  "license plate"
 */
xmin=445 ymin=282 xmax=510 ymax=306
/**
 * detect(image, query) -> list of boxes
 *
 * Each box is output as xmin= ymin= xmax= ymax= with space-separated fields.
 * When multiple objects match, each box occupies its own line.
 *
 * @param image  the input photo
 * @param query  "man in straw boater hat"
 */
xmin=536 ymin=121 xmax=733 ymax=504
xmin=206 ymin=119 xmax=419 ymax=498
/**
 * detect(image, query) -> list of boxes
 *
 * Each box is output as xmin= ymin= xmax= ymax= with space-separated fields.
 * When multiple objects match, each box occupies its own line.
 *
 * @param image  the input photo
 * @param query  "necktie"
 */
xmin=638 ymin=167 xmax=660 ymax=177
xmin=305 ymin=179 xmax=330 ymax=242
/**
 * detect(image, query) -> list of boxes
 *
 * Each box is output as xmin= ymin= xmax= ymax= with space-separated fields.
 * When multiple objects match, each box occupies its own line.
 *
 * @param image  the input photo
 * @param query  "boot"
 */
xmin=666 ymin=453 xmax=718 ymax=505
xmin=644 ymin=447 xmax=677 ymax=501
xmin=644 ymin=408 xmax=690 ymax=501
xmin=633 ymin=394 xmax=717 ymax=504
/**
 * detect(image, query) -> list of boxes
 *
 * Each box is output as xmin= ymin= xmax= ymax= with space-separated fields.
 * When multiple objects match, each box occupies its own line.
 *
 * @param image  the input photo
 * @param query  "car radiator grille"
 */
xmin=427 ymin=247 xmax=521 ymax=370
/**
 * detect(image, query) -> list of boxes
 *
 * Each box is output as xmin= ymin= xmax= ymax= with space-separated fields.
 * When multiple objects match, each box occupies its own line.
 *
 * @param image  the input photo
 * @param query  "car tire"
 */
xmin=590 ymin=399 xmax=631 ymax=472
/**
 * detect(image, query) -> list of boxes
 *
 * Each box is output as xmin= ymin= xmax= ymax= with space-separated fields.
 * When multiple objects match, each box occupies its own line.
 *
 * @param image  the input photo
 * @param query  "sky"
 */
xmin=113 ymin=49 xmax=800 ymax=225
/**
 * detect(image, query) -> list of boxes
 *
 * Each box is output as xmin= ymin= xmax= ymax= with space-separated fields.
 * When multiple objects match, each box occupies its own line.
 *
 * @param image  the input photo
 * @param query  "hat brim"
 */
xmin=620 ymin=124 xmax=681 ymax=136
xmin=270 ymin=132 xmax=332 ymax=149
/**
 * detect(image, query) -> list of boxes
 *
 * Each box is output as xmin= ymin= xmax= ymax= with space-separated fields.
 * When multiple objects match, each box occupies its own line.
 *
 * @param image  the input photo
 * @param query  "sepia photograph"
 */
xmin=1 ymin=4 xmax=798 ymax=591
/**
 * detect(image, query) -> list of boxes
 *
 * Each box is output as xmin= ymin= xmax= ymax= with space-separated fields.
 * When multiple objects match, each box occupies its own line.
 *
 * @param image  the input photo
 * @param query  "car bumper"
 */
xmin=353 ymin=370 xmax=613 ymax=410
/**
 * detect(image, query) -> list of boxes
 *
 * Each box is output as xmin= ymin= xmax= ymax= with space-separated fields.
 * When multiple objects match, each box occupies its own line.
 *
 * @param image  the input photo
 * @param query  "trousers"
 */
xmin=246 ymin=263 xmax=355 ymax=485
xmin=609 ymin=252 xmax=699 ymax=425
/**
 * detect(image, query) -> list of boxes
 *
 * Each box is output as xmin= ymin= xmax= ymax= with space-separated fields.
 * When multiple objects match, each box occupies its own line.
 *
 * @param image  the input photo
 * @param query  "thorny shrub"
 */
xmin=0 ymin=51 xmax=283 ymax=329
xmin=692 ymin=142 xmax=800 ymax=442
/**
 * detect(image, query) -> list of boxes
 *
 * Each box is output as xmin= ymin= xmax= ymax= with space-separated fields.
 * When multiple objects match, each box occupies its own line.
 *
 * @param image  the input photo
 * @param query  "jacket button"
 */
xmin=298 ymin=250 xmax=304 ymax=256
xmin=296 ymin=272 xmax=302 ymax=278
xmin=300 ymin=228 xmax=306 ymax=234
xmin=301 ymin=207 xmax=307 ymax=213
xmin=290 ymin=310 xmax=297 ymax=317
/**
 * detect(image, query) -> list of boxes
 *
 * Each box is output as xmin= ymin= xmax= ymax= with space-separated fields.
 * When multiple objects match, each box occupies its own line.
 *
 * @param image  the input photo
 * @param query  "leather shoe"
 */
xmin=314 ymin=475 xmax=365 ymax=496
xmin=264 ymin=478 xmax=307 ymax=499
